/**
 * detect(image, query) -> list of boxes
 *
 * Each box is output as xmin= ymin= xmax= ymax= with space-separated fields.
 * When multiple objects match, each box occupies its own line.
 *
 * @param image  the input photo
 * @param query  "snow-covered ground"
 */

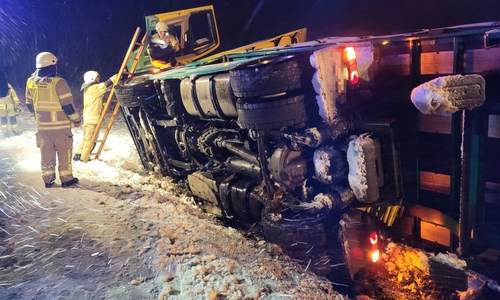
xmin=0 ymin=107 xmax=344 ymax=300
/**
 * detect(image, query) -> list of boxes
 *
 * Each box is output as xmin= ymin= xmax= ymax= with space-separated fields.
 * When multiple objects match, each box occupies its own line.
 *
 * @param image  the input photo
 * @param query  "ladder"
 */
xmin=82 ymin=27 xmax=147 ymax=162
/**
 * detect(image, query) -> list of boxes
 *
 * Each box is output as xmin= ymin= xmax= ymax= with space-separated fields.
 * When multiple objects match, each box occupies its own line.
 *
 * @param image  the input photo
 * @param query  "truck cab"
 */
xmin=128 ymin=5 xmax=307 ymax=74
xmin=129 ymin=6 xmax=220 ymax=73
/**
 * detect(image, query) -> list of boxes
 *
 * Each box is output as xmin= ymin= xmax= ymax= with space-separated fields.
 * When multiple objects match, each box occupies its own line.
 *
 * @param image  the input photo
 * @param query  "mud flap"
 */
xmin=340 ymin=209 xmax=378 ymax=279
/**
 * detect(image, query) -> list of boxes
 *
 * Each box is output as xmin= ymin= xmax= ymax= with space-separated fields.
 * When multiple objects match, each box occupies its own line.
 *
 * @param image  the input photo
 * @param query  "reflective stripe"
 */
xmin=68 ymin=112 xmax=79 ymax=121
xmin=37 ymin=124 xmax=72 ymax=131
xmin=38 ymin=119 xmax=71 ymax=126
xmin=59 ymin=169 xmax=73 ymax=177
xmin=42 ymin=170 xmax=56 ymax=176
xmin=36 ymin=106 xmax=63 ymax=111
xmin=59 ymin=92 xmax=72 ymax=100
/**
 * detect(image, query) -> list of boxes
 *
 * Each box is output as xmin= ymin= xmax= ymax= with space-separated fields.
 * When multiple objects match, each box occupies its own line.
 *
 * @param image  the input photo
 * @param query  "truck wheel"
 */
xmin=236 ymin=94 xmax=308 ymax=130
xmin=115 ymin=74 xmax=158 ymax=108
xmin=230 ymin=56 xmax=311 ymax=98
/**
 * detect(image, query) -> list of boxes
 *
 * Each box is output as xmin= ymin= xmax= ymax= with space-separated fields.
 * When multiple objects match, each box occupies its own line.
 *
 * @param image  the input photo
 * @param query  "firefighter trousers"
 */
xmin=75 ymin=123 xmax=97 ymax=160
xmin=36 ymin=129 xmax=75 ymax=185
xmin=0 ymin=105 xmax=18 ymax=134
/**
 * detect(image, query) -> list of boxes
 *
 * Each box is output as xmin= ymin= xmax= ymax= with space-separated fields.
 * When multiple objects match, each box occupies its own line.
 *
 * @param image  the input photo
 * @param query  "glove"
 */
xmin=73 ymin=119 xmax=82 ymax=128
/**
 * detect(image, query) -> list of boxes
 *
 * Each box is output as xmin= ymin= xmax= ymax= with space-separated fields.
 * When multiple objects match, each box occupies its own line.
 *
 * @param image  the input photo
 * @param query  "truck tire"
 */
xmin=230 ymin=56 xmax=309 ymax=98
xmin=115 ymin=74 xmax=159 ymax=108
xmin=236 ymin=94 xmax=308 ymax=130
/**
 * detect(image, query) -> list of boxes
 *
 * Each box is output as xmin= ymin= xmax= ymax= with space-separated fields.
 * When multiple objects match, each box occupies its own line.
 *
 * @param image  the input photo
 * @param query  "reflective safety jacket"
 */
xmin=0 ymin=83 xmax=20 ymax=110
xmin=25 ymin=75 xmax=79 ymax=131
xmin=80 ymin=74 xmax=118 ymax=124
xmin=151 ymin=33 xmax=180 ymax=52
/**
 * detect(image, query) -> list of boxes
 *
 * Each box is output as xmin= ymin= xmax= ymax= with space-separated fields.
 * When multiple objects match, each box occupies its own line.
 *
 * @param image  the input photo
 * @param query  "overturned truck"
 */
xmin=115 ymin=8 xmax=500 ymax=288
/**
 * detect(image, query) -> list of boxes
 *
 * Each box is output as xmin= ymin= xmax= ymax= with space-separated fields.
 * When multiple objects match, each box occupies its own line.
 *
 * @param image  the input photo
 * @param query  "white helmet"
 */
xmin=84 ymin=71 xmax=99 ymax=84
xmin=36 ymin=52 xmax=57 ymax=68
xmin=155 ymin=21 xmax=169 ymax=32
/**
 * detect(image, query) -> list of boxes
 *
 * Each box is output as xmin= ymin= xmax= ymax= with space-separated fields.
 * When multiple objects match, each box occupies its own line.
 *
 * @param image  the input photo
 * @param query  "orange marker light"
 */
xmin=371 ymin=249 xmax=380 ymax=262
xmin=345 ymin=47 xmax=356 ymax=61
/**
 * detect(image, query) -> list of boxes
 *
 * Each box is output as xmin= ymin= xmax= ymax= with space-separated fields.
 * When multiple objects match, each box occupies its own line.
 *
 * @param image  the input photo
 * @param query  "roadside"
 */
xmin=0 ymin=111 xmax=343 ymax=300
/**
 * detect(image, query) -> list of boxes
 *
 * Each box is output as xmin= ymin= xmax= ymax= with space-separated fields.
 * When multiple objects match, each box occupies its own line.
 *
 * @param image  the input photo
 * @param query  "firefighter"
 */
xmin=73 ymin=70 xmax=118 ymax=162
xmin=25 ymin=52 xmax=81 ymax=188
xmin=153 ymin=21 xmax=179 ymax=51
xmin=148 ymin=21 xmax=179 ymax=68
xmin=0 ymin=71 xmax=21 ymax=137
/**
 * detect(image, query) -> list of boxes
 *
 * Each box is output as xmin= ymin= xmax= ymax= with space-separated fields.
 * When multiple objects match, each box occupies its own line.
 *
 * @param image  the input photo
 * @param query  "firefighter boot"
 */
xmin=45 ymin=177 xmax=56 ymax=188
xmin=62 ymin=177 xmax=79 ymax=187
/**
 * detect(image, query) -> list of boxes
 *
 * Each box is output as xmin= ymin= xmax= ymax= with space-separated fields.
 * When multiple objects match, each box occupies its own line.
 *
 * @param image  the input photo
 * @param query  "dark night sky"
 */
xmin=1 ymin=0 xmax=500 ymax=103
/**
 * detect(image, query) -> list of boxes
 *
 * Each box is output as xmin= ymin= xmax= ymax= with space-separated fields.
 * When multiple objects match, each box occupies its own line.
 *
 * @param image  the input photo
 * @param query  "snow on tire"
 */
xmin=115 ymin=74 xmax=159 ymax=108
xmin=236 ymin=94 xmax=308 ymax=130
xmin=230 ymin=56 xmax=311 ymax=98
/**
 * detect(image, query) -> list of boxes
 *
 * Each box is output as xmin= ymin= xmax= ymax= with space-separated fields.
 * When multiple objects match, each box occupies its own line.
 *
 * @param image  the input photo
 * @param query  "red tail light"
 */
xmin=344 ymin=46 xmax=359 ymax=85
xmin=370 ymin=231 xmax=378 ymax=244
xmin=369 ymin=231 xmax=380 ymax=262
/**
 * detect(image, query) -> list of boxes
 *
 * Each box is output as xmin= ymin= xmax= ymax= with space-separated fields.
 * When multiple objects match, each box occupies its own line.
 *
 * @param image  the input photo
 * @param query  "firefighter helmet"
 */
xmin=84 ymin=71 xmax=99 ymax=84
xmin=155 ymin=21 xmax=169 ymax=32
xmin=36 ymin=52 xmax=57 ymax=68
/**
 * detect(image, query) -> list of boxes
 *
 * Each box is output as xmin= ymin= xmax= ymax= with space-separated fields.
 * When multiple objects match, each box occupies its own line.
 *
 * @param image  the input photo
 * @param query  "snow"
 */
xmin=346 ymin=134 xmax=371 ymax=203
xmin=310 ymin=47 xmax=345 ymax=125
xmin=431 ymin=252 xmax=467 ymax=270
xmin=0 ymin=106 xmax=343 ymax=299
xmin=313 ymin=146 xmax=338 ymax=184
xmin=410 ymin=74 xmax=486 ymax=115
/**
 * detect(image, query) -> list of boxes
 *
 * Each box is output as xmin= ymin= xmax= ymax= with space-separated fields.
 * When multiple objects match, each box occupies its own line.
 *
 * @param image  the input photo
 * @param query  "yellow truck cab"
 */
xmin=130 ymin=6 xmax=220 ymax=73
xmin=130 ymin=5 xmax=307 ymax=73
